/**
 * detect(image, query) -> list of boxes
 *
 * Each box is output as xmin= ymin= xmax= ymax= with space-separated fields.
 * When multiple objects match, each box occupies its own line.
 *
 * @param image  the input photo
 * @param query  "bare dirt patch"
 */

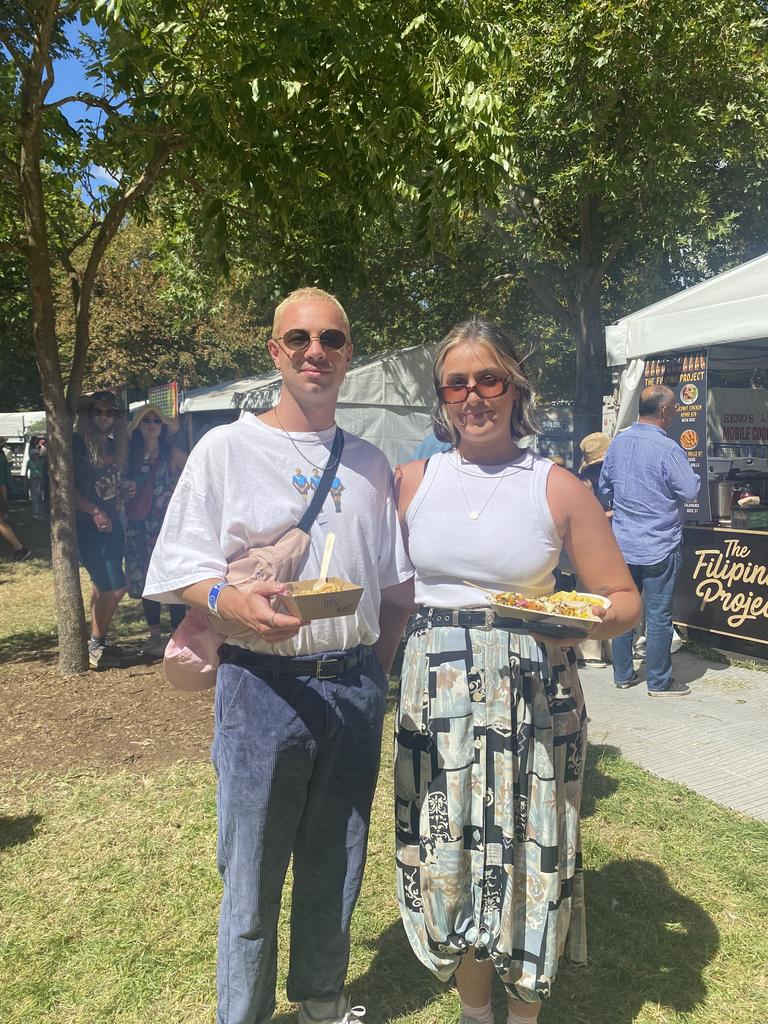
xmin=0 ymin=641 xmax=214 ymax=780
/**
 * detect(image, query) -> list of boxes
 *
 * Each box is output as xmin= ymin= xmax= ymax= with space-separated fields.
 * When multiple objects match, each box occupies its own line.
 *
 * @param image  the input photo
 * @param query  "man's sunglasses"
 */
xmin=92 ymin=407 xmax=118 ymax=418
xmin=141 ymin=417 xmax=163 ymax=425
xmin=437 ymin=375 xmax=512 ymax=404
xmin=274 ymin=328 xmax=348 ymax=352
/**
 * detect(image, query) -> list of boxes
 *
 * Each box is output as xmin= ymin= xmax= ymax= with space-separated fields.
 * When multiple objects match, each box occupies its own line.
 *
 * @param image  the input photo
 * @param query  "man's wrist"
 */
xmin=207 ymin=580 xmax=231 ymax=615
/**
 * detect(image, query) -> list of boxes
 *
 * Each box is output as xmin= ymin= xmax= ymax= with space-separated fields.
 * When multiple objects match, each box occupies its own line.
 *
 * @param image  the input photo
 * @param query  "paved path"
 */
xmin=579 ymin=650 xmax=768 ymax=822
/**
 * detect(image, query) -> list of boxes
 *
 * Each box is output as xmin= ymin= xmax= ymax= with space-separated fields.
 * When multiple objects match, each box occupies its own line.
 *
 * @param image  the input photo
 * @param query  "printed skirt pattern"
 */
xmin=394 ymin=624 xmax=587 ymax=1002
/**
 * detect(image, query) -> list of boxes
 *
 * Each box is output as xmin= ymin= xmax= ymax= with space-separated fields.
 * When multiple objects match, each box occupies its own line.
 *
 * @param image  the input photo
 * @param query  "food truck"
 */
xmin=606 ymin=252 xmax=768 ymax=660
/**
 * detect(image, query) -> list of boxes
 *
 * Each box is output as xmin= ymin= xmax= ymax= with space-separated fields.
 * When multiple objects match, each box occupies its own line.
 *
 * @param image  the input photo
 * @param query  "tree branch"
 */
xmin=519 ymin=262 xmax=572 ymax=328
xmin=0 ymin=28 xmax=27 ymax=63
xmin=44 ymin=92 xmax=131 ymax=114
xmin=0 ymin=152 xmax=18 ymax=182
xmin=600 ymin=237 xmax=622 ymax=274
xmin=66 ymin=140 xmax=187 ymax=408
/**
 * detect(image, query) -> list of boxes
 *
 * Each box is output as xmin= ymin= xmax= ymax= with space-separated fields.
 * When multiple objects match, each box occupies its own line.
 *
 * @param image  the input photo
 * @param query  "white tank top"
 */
xmin=407 ymin=448 xmax=561 ymax=609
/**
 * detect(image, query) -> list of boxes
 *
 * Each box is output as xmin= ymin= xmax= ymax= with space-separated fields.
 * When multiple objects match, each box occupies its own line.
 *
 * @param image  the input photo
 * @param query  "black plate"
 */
xmin=492 ymin=614 xmax=591 ymax=640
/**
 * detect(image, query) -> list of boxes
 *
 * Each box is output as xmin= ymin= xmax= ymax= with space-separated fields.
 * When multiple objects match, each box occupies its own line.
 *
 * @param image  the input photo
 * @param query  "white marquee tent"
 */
xmin=180 ymin=343 xmax=437 ymax=467
xmin=606 ymin=253 xmax=768 ymax=431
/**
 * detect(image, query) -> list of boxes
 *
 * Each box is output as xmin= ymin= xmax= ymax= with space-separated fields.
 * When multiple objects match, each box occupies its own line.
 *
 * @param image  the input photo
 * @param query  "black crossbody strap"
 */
xmin=297 ymin=428 xmax=344 ymax=534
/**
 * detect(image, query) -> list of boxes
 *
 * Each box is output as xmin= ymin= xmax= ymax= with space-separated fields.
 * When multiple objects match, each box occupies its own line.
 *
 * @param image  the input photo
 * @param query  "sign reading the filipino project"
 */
xmin=675 ymin=526 xmax=768 ymax=648
xmin=643 ymin=350 xmax=710 ymax=522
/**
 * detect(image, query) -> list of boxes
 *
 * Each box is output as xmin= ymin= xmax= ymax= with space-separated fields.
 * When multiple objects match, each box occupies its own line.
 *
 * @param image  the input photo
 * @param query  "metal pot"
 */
xmin=709 ymin=478 xmax=734 ymax=520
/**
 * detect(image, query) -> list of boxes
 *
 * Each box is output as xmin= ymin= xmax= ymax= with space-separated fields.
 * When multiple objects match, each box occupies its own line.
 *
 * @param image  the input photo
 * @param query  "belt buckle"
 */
xmin=315 ymin=658 xmax=340 ymax=680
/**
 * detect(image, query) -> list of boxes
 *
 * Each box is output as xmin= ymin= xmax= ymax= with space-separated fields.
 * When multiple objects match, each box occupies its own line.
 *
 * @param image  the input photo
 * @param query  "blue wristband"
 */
xmin=207 ymin=581 xmax=230 ymax=615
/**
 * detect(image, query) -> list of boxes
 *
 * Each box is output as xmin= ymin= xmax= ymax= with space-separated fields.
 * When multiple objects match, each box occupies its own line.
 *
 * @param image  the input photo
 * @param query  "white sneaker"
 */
xmin=298 ymin=994 xmax=365 ymax=1024
xmin=141 ymin=634 xmax=167 ymax=660
xmin=89 ymin=644 xmax=121 ymax=670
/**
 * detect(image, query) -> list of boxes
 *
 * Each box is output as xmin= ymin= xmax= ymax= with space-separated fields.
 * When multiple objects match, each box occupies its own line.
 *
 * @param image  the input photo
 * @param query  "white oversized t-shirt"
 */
xmin=144 ymin=413 xmax=413 ymax=656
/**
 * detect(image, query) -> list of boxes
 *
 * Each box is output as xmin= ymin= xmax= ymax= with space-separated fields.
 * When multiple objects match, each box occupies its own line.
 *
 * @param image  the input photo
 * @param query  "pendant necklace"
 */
xmin=453 ymin=451 xmax=520 ymax=520
xmin=273 ymin=407 xmax=333 ymax=475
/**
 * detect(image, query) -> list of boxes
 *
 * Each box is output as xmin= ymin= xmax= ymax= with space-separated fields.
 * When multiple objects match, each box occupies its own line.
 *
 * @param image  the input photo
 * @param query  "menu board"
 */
xmin=643 ymin=351 xmax=710 ymax=523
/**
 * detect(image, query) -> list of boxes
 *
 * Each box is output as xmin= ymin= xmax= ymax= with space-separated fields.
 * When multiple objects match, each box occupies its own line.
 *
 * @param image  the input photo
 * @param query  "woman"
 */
xmin=393 ymin=319 xmax=639 ymax=1024
xmin=73 ymin=390 xmax=130 ymax=669
xmin=577 ymin=432 xmax=613 ymax=667
xmin=125 ymin=404 xmax=187 ymax=659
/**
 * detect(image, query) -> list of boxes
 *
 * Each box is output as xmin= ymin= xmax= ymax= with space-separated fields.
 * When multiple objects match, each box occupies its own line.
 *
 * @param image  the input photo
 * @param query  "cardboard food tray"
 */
xmin=279 ymin=578 xmax=363 ymax=621
xmin=491 ymin=593 xmax=609 ymax=638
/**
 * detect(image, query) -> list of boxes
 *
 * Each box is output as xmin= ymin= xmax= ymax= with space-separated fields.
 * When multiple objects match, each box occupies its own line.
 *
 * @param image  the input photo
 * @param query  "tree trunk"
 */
xmin=571 ymin=273 xmax=607 ymax=449
xmin=19 ymin=67 xmax=89 ymax=674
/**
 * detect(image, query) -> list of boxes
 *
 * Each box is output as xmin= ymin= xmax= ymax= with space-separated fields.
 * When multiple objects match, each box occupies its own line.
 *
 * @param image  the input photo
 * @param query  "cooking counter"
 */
xmin=674 ymin=523 xmax=768 ymax=659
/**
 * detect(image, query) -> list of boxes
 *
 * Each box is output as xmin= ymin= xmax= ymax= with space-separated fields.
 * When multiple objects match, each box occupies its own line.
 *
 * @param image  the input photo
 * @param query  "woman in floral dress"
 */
xmin=125 ymin=404 xmax=187 ymax=658
xmin=393 ymin=319 xmax=639 ymax=1024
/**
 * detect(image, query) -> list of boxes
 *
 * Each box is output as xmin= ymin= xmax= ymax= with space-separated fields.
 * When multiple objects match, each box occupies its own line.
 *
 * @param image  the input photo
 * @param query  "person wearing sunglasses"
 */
xmin=125 ymin=404 xmax=188 ymax=660
xmin=144 ymin=287 xmax=413 ymax=1024
xmin=72 ymin=390 xmax=130 ymax=669
xmin=392 ymin=319 xmax=640 ymax=1024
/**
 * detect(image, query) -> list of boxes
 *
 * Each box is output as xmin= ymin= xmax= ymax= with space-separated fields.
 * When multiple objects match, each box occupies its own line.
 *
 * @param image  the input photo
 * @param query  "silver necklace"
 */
xmin=273 ymin=407 xmax=332 ymax=474
xmin=452 ymin=451 xmax=520 ymax=520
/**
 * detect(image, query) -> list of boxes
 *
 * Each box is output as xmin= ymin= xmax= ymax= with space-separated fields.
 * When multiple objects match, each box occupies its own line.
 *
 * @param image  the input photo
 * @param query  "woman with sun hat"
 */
xmin=125 ymin=403 xmax=187 ymax=659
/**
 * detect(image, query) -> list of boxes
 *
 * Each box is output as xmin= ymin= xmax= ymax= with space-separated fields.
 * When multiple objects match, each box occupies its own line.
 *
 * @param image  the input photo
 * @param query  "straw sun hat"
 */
xmin=128 ymin=403 xmax=179 ymax=435
xmin=579 ymin=432 xmax=611 ymax=472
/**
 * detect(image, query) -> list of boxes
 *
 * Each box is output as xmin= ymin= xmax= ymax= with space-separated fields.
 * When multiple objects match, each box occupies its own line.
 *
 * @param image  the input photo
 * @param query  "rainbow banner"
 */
xmin=148 ymin=381 xmax=179 ymax=419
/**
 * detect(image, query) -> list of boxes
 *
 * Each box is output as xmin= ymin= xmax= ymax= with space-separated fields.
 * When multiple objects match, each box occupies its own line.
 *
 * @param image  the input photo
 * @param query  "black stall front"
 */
xmin=606 ymin=254 xmax=768 ymax=659
xmin=675 ymin=523 xmax=768 ymax=661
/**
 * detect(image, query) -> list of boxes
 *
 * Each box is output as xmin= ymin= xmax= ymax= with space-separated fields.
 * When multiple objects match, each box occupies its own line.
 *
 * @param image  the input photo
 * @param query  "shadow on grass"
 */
xmin=273 ymin=919 xmax=446 ymax=1024
xmin=581 ymin=743 xmax=620 ymax=819
xmin=351 ymin=920 xmax=446 ymax=1020
xmin=552 ymin=858 xmax=720 ymax=1024
xmin=0 ymin=813 xmax=43 ymax=851
xmin=0 ymin=629 xmax=58 ymax=664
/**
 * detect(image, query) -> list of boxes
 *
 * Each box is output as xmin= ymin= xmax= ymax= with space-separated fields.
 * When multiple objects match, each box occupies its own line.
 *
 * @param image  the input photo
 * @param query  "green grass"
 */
xmin=2 ymin=737 xmax=767 ymax=1024
xmin=0 ymin=508 xmax=157 ymax=659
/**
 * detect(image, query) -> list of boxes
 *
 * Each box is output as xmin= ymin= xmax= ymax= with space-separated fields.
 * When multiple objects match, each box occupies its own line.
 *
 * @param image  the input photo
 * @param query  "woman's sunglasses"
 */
xmin=437 ymin=375 xmax=512 ymax=404
xmin=274 ymin=328 xmax=348 ymax=352
xmin=141 ymin=417 xmax=163 ymax=425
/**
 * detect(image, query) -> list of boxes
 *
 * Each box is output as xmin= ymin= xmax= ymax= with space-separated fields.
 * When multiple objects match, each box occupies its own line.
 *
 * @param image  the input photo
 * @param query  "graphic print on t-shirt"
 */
xmin=292 ymin=466 xmax=344 ymax=512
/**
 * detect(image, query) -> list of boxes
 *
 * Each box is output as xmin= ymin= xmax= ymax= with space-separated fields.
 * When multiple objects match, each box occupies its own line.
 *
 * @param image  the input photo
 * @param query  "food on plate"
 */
xmin=287 ymin=580 xmax=345 ymax=595
xmin=680 ymin=429 xmax=698 ymax=450
xmin=310 ymin=581 xmax=345 ymax=594
xmin=680 ymin=383 xmax=699 ymax=405
xmin=493 ymin=590 xmax=604 ymax=620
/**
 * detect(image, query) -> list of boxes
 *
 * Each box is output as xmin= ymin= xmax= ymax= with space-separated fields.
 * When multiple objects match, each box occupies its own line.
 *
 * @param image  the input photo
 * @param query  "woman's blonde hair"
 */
xmin=431 ymin=317 xmax=539 ymax=446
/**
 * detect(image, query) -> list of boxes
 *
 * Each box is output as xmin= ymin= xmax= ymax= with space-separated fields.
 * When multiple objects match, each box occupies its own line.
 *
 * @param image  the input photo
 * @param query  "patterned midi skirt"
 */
xmin=394 ymin=623 xmax=588 ymax=1003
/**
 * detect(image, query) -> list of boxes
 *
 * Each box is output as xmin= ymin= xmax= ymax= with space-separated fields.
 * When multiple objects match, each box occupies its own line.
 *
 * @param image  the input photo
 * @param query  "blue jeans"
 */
xmin=211 ymin=647 xmax=388 ymax=1024
xmin=611 ymin=547 xmax=681 ymax=691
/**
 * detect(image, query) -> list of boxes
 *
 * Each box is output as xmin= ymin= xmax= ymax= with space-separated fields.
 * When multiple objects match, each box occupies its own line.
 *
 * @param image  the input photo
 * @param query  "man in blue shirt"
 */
xmin=599 ymin=385 xmax=700 ymax=696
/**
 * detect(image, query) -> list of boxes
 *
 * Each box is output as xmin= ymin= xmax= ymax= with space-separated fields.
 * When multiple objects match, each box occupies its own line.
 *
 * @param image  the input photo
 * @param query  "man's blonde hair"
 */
xmin=272 ymin=287 xmax=350 ymax=338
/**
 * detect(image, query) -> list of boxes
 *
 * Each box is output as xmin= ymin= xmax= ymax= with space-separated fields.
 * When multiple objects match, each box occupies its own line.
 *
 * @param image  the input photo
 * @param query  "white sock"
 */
xmin=461 ymin=1001 xmax=494 ymax=1024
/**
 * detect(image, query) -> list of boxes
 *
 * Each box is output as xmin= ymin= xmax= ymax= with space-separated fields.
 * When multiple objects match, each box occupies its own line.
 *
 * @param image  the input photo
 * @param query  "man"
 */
xmin=72 ymin=390 xmax=130 ymax=669
xmin=0 ymin=439 xmax=30 ymax=561
xmin=144 ymin=288 xmax=413 ymax=1024
xmin=599 ymin=384 xmax=700 ymax=696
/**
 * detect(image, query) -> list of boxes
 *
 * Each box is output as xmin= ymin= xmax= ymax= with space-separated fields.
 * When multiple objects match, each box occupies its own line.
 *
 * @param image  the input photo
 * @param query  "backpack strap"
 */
xmin=297 ymin=428 xmax=345 ymax=534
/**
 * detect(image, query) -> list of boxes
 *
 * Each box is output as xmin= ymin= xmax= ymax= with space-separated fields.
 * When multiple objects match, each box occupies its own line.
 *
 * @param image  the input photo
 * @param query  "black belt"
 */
xmin=219 ymin=643 xmax=372 ymax=681
xmin=409 ymin=606 xmax=495 ymax=637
